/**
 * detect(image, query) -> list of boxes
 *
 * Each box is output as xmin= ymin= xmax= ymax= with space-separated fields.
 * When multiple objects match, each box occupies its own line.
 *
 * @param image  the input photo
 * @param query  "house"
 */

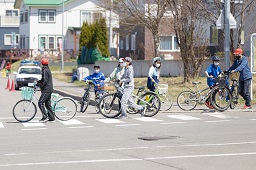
xmin=118 ymin=3 xmax=180 ymax=60
xmin=14 ymin=0 xmax=119 ymax=58
xmin=0 ymin=0 xmax=19 ymax=53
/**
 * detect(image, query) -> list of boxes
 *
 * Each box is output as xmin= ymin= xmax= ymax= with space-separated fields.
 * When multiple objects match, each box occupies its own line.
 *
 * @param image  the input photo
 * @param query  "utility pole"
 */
xmin=224 ymin=0 xmax=230 ymax=70
xmin=61 ymin=0 xmax=65 ymax=71
xmin=109 ymin=0 xmax=113 ymax=57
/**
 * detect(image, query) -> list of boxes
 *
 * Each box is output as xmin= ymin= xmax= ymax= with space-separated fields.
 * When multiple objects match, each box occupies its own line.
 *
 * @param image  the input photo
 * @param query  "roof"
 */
xmin=14 ymin=0 xmax=72 ymax=8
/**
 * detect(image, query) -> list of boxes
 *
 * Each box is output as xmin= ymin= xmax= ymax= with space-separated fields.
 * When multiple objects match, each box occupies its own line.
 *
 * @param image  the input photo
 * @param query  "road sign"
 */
xmin=216 ymin=11 xmax=237 ymax=29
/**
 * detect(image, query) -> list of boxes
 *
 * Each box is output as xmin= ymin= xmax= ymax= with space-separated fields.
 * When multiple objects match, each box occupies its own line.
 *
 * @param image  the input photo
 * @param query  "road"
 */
xmin=1 ymin=76 xmax=256 ymax=170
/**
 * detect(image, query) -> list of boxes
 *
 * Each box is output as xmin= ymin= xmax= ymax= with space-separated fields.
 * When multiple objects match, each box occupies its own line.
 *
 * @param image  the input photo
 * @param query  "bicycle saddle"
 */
xmin=192 ymin=82 xmax=201 ymax=85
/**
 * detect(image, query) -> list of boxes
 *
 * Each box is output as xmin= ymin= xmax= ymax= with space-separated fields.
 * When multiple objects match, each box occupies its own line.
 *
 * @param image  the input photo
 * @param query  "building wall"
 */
xmin=0 ymin=27 xmax=19 ymax=50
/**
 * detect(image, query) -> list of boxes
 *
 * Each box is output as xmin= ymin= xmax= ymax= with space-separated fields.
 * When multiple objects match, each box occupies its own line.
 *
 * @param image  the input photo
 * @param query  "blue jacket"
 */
xmin=83 ymin=72 xmax=105 ymax=91
xmin=228 ymin=56 xmax=252 ymax=81
xmin=206 ymin=64 xmax=222 ymax=87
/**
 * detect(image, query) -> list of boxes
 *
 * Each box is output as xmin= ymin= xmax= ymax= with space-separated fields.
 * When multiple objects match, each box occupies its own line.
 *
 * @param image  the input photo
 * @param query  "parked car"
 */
xmin=13 ymin=65 xmax=42 ymax=90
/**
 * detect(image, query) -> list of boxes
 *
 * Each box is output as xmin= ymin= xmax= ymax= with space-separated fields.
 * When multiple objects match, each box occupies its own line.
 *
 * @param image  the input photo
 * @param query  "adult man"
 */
xmin=228 ymin=48 xmax=252 ymax=109
xmin=38 ymin=58 xmax=55 ymax=122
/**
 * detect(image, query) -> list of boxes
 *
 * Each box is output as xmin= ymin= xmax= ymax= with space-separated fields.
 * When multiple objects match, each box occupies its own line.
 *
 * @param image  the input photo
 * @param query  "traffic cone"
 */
xmin=9 ymin=80 xmax=15 ymax=91
xmin=5 ymin=77 xmax=10 ymax=89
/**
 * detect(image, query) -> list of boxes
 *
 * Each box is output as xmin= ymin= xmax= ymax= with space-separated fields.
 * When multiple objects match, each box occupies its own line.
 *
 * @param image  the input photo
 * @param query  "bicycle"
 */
xmin=127 ymin=84 xmax=172 ymax=113
xmin=79 ymin=80 xmax=107 ymax=113
xmin=177 ymin=77 xmax=232 ymax=111
xmin=12 ymin=82 xmax=77 ymax=122
xmin=98 ymin=81 xmax=161 ymax=118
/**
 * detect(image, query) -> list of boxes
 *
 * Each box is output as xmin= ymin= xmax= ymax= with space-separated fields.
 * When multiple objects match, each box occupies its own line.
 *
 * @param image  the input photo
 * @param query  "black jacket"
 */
xmin=38 ymin=66 xmax=53 ymax=93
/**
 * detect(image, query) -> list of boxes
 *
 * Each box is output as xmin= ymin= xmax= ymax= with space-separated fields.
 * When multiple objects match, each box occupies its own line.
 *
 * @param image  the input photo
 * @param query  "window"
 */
xmin=160 ymin=36 xmax=172 ymax=50
xmin=48 ymin=37 xmax=55 ymax=49
xmin=126 ymin=35 xmax=129 ymax=51
xmin=4 ymin=34 xmax=19 ymax=46
xmin=131 ymin=34 xmax=136 ymax=50
xmin=20 ymin=12 xmax=24 ymax=23
xmin=81 ymin=11 xmax=102 ymax=25
xmin=39 ymin=36 xmax=46 ymax=49
xmin=6 ymin=10 xmax=18 ymax=16
xmin=57 ymin=37 xmax=62 ymax=51
xmin=24 ymin=10 xmax=28 ymax=22
xmin=159 ymin=35 xmax=179 ymax=51
xmin=39 ymin=10 xmax=56 ymax=23
xmin=210 ymin=26 xmax=218 ymax=44
xmin=120 ymin=40 xmax=123 ymax=50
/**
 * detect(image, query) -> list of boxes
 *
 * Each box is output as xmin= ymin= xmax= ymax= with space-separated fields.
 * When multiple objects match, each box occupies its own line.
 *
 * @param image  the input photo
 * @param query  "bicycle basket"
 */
xmin=21 ymin=87 xmax=34 ymax=100
xmin=157 ymin=84 xmax=168 ymax=94
xmin=215 ymin=78 xmax=226 ymax=86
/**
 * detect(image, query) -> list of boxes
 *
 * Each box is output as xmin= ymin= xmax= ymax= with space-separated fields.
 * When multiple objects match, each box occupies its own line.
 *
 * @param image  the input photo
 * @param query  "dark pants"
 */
xmin=238 ymin=79 xmax=251 ymax=106
xmin=38 ymin=92 xmax=55 ymax=120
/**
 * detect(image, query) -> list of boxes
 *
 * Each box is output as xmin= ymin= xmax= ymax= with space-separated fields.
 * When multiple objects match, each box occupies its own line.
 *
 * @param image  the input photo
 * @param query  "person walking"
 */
xmin=37 ymin=58 xmax=55 ymax=122
xmin=105 ymin=58 xmax=125 ymax=82
xmin=228 ymin=48 xmax=252 ymax=109
xmin=205 ymin=56 xmax=222 ymax=109
xmin=119 ymin=57 xmax=145 ymax=118
xmin=147 ymin=57 xmax=161 ymax=92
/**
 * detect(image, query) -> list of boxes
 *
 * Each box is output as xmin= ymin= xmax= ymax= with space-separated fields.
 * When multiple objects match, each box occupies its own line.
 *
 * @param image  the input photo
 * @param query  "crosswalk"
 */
xmin=0 ymin=112 xmax=253 ymax=130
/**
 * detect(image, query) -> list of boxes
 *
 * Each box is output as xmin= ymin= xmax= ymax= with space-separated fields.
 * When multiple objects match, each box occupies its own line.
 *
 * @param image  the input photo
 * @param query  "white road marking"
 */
xmin=22 ymin=122 xmax=46 ymax=127
xmin=134 ymin=117 xmax=163 ymax=122
xmin=21 ymin=128 xmax=47 ymax=131
xmin=0 ymin=122 xmax=4 ymax=128
xmin=59 ymin=119 xmax=85 ymax=125
xmin=160 ymin=122 xmax=186 ymax=125
xmin=115 ymin=124 xmax=141 ymax=127
xmin=205 ymin=120 xmax=231 ymax=123
xmin=68 ymin=126 xmax=94 ymax=129
xmin=203 ymin=112 xmax=230 ymax=119
xmin=95 ymin=119 xmax=124 ymax=124
xmin=249 ymin=119 xmax=256 ymax=121
xmin=168 ymin=114 xmax=201 ymax=120
xmin=1 ymin=152 xmax=256 ymax=167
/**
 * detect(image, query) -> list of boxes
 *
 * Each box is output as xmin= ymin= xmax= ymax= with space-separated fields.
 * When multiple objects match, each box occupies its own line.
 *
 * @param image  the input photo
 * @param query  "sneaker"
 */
xmin=122 ymin=115 xmax=128 ymax=119
xmin=48 ymin=119 xmax=56 ymax=122
xmin=39 ymin=117 xmax=48 ymax=123
xmin=139 ymin=107 xmax=146 ymax=116
xmin=242 ymin=105 xmax=252 ymax=109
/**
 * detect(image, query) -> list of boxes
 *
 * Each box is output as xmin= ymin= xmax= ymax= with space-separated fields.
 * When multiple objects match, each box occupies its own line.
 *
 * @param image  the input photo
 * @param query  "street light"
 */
xmin=61 ymin=0 xmax=64 ymax=71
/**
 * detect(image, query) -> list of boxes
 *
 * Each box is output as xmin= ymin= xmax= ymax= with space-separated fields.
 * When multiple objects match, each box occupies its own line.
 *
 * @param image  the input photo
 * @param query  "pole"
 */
xmin=109 ymin=0 xmax=113 ymax=57
xmin=224 ymin=0 xmax=230 ymax=70
xmin=61 ymin=0 xmax=64 ymax=71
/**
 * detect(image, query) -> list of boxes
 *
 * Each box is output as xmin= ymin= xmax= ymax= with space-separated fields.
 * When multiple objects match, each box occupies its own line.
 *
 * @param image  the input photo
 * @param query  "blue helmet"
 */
xmin=153 ymin=57 xmax=161 ymax=64
xmin=212 ymin=56 xmax=220 ymax=61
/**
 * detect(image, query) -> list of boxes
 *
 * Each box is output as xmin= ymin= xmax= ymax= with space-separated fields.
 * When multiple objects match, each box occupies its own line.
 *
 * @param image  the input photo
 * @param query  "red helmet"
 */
xmin=41 ymin=58 xmax=49 ymax=65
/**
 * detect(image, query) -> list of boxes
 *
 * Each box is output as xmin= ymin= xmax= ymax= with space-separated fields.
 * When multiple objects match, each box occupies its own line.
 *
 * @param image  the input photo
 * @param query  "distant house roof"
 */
xmin=14 ymin=0 xmax=72 ymax=8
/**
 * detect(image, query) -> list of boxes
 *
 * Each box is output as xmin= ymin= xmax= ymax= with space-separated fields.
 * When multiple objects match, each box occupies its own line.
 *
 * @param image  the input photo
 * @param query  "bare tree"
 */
xmin=98 ymin=0 xmax=169 ymax=58
xmin=167 ymin=0 xmax=210 ymax=82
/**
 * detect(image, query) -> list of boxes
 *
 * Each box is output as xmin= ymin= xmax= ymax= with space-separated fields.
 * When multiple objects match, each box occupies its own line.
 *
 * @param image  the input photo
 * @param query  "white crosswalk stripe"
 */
xmin=95 ymin=119 xmax=124 ymax=124
xmin=59 ymin=119 xmax=85 ymax=125
xmin=203 ymin=112 xmax=230 ymax=119
xmin=0 ymin=122 xmax=4 ymax=128
xmin=168 ymin=114 xmax=201 ymax=120
xmin=22 ymin=122 xmax=46 ymax=127
xmin=134 ymin=117 xmax=163 ymax=122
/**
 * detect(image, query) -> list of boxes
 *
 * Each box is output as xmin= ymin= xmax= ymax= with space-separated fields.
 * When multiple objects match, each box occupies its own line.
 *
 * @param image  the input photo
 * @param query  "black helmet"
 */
xmin=94 ymin=65 xmax=100 ymax=69
xmin=212 ymin=56 xmax=220 ymax=61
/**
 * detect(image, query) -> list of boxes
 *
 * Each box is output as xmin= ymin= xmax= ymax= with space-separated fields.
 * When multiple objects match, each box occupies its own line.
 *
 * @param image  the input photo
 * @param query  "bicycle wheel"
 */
xmin=80 ymin=92 xmax=90 ymax=113
xmin=54 ymin=97 xmax=77 ymax=121
xmin=230 ymin=86 xmax=239 ymax=109
xmin=139 ymin=92 xmax=161 ymax=117
xmin=98 ymin=93 xmax=121 ymax=118
xmin=177 ymin=91 xmax=197 ymax=111
xmin=210 ymin=86 xmax=231 ymax=112
xmin=159 ymin=94 xmax=173 ymax=111
xmin=13 ymin=100 xmax=37 ymax=122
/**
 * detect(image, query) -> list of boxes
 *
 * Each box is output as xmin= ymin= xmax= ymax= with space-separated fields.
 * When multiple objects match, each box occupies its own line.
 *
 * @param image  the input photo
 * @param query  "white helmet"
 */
xmin=118 ymin=58 xmax=124 ymax=63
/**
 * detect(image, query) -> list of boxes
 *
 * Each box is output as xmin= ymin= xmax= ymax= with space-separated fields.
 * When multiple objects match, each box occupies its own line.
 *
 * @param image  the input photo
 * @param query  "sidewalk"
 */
xmin=53 ymin=78 xmax=255 ymax=113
